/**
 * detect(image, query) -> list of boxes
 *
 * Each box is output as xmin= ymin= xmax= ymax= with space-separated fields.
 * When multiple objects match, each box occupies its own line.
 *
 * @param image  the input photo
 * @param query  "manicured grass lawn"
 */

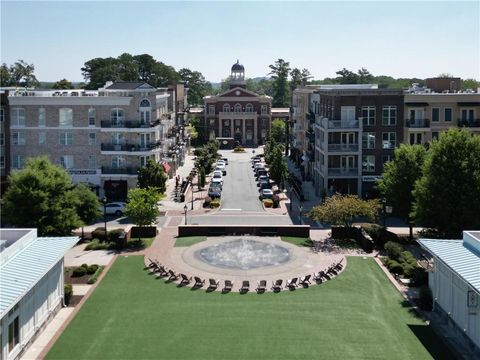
xmin=47 ymin=256 xmax=452 ymax=360
xmin=281 ymin=236 xmax=313 ymax=247
xmin=174 ymin=236 xmax=207 ymax=247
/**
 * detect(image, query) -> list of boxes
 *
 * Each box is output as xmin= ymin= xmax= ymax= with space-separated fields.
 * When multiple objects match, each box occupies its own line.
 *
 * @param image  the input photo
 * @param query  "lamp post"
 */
xmin=382 ymin=197 xmax=387 ymax=228
xmin=183 ymin=204 xmax=188 ymax=225
xmin=289 ymin=187 xmax=293 ymax=211
xmin=191 ymin=180 xmax=194 ymax=210
xmin=102 ymin=197 xmax=108 ymax=241
xmin=299 ymin=203 xmax=304 ymax=225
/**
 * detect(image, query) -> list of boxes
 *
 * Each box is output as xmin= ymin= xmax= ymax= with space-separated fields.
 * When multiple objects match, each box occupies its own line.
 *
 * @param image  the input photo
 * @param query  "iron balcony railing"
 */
xmin=327 ymin=168 xmax=359 ymax=176
xmin=405 ymin=119 xmax=430 ymax=128
xmin=327 ymin=119 xmax=360 ymax=129
xmin=101 ymin=142 xmax=161 ymax=152
xmin=101 ymin=166 xmax=140 ymax=175
xmin=100 ymin=119 xmax=161 ymax=128
xmin=457 ymin=118 xmax=480 ymax=127
xmin=328 ymin=143 xmax=359 ymax=152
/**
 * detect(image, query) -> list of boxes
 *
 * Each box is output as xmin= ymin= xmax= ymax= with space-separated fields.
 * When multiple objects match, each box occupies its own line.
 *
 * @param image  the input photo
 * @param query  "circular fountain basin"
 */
xmin=195 ymin=238 xmax=290 ymax=270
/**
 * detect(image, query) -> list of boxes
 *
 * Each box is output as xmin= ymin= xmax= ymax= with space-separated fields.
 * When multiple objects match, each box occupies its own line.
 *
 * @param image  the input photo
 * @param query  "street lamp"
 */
xmin=289 ymin=187 xmax=293 ymax=211
xmin=382 ymin=197 xmax=387 ymax=228
xmin=299 ymin=203 xmax=304 ymax=225
xmin=183 ymin=204 xmax=188 ymax=225
xmin=102 ymin=197 xmax=108 ymax=241
xmin=191 ymin=180 xmax=194 ymax=210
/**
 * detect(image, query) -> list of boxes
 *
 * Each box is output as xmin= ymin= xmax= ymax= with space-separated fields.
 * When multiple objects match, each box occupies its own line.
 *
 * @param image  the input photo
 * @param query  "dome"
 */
xmin=231 ymin=60 xmax=244 ymax=71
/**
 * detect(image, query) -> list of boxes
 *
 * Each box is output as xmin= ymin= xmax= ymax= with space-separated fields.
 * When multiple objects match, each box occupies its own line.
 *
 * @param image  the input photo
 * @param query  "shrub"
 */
xmin=210 ymin=198 xmax=221 ymax=208
xmin=402 ymin=264 xmax=416 ymax=278
xmin=418 ymin=286 xmax=433 ymax=310
xmin=263 ymin=199 xmax=273 ymax=208
xmin=384 ymin=241 xmax=403 ymax=260
xmin=64 ymin=284 xmax=73 ymax=306
xmin=362 ymin=224 xmax=384 ymax=248
xmin=411 ymin=267 xmax=428 ymax=286
xmin=85 ymin=238 xmax=109 ymax=250
xmin=272 ymin=195 xmax=280 ymax=208
xmin=87 ymin=266 xmax=104 ymax=284
xmin=387 ymin=260 xmax=403 ymax=275
xmin=87 ymin=264 xmax=99 ymax=275
xmin=72 ymin=266 xmax=87 ymax=277
xmin=203 ymin=196 xmax=212 ymax=207
xmin=233 ymin=146 xmax=245 ymax=152
xmin=91 ymin=227 xmax=107 ymax=241
xmin=400 ymin=251 xmax=417 ymax=267
xmin=109 ymin=229 xmax=127 ymax=250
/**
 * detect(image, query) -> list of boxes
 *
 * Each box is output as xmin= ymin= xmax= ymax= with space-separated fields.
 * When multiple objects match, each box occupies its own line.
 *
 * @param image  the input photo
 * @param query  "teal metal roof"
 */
xmin=418 ymin=238 xmax=480 ymax=294
xmin=0 ymin=236 xmax=78 ymax=319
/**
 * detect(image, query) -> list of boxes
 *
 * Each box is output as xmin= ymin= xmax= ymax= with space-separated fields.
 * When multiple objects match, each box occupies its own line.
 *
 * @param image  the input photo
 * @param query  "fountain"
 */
xmin=195 ymin=238 xmax=291 ymax=270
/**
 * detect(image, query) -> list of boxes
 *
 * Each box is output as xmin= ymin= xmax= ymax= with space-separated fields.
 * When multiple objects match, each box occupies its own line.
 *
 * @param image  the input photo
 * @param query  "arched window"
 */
xmin=140 ymin=99 xmax=151 ymax=107
xmin=245 ymin=103 xmax=253 ymax=113
xmin=223 ymin=104 xmax=231 ymax=113
xmin=139 ymin=99 xmax=151 ymax=124
xmin=234 ymin=104 xmax=242 ymax=113
xmin=111 ymin=108 xmax=124 ymax=125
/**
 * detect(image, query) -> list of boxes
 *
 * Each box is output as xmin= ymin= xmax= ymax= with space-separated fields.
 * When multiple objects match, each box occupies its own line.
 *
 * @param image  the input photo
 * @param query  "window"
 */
xmin=60 ymin=155 xmax=74 ymax=169
xmin=362 ymin=106 xmax=375 ymax=126
xmin=362 ymin=132 xmax=375 ymax=149
xmin=444 ymin=108 xmax=452 ymax=122
xmin=0 ymin=106 xmax=4 ymax=122
xmin=382 ymin=155 xmax=393 ymax=165
xmin=409 ymin=133 xmax=423 ymax=145
xmin=38 ymin=108 xmax=46 ymax=126
xmin=0 ymin=132 xmax=4 ymax=145
xmin=140 ymin=156 xmax=149 ymax=167
xmin=88 ymin=108 xmax=96 ymax=126
xmin=111 ymin=108 xmax=124 ymax=124
xmin=112 ymin=156 xmax=126 ymax=168
xmin=341 ymin=106 xmax=356 ymax=121
xmin=88 ymin=133 xmax=96 ymax=145
xmin=382 ymin=132 xmax=396 ymax=149
xmin=362 ymin=155 xmax=375 ymax=172
xmin=245 ymin=103 xmax=253 ymax=113
xmin=8 ymin=316 xmax=19 ymax=352
xmin=208 ymin=105 xmax=215 ymax=114
xmin=0 ymin=155 xmax=4 ymax=169
xmin=261 ymin=105 xmax=268 ymax=114
xmin=59 ymin=132 xmax=73 ymax=145
xmin=111 ymin=133 xmax=124 ymax=145
xmin=382 ymin=106 xmax=397 ymax=126
xmin=59 ymin=108 xmax=73 ymax=126
xmin=140 ymin=99 xmax=150 ymax=107
xmin=209 ymin=119 xmax=215 ymax=126
xmin=139 ymin=99 xmax=151 ymax=124
xmin=12 ymin=132 xmax=25 ymax=145
xmin=432 ymin=132 xmax=439 ymax=140
xmin=432 ymin=108 xmax=439 ymax=122
xmin=88 ymin=155 xmax=96 ymax=169
xmin=223 ymin=104 xmax=230 ymax=113
xmin=39 ymin=131 xmax=46 ymax=145
xmin=234 ymin=104 xmax=242 ymax=113
xmin=12 ymin=155 xmax=24 ymax=169
xmin=11 ymin=108 xmax=25 ymax=126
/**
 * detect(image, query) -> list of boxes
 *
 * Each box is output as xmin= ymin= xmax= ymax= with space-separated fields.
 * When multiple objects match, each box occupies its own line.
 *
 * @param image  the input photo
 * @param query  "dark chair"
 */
xmin=271 ymin=279 xmax=283 ymax=292
xmin=156 ymin=264 xmax=169 ymax=277
xmin=223 ymin=280 xmax=234 ymax=293
xmin=285 ymin=278 xmax=298 ymax=289
xmin=180 ymin=273 xmax=192 ymax=285
xmin=299 ymin=274 xmax=311 ymax=287
xmin=335 ymin=258 xmax=344 ymax=270
xmin=239 ymin=280 xmax=250 ymax=293
xmin=193 ymin=276 xmax=205 ymax=288
xmin=313 ymin=272 xmax=323 ymax=282
xmin=167 ymin=270 xmax=178 ymax=281
xmin=256 ymin=280 xmax=267 ymax=293
xmin=208 ymin=278 xmax=220 ymax=290
xmin=147 ymin=257 xmax=157 ymax=268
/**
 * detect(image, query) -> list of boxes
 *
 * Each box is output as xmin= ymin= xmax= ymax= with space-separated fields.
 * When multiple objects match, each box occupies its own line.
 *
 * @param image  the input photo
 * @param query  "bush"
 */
xmin=384 ymin=241 xmax=403 ymax=260
xmin=91 ymin=227 xmax=107 ymax=241
xmin=418 ymin=286 xmax=433 ymax=310
xmin=109 ymin=229 xmax=127 ymax=250
xmin=72 ymin=266 xmax=87 ymax=277
xmin=272 ymin=195 xmax=280 ymax=208
xmin=400 ymin=251 xmax=417 ymax=267
xmin=64 ymin=284 xmax=73 ymax=306
xmin=263 ymin=199 xmax=273 ymax=208
xmin=387 ymin=260 xmax=403 ymax=275
xmin=362 ymin=224 xmax=384 ymax=248
xmin=402 ymin=264 xmax=416 ymax=278
xmin=87 ymin=266 xmax=104 ymax=284
xmin=233 ymin=146 xmax=245 ymax=152
xmin=210 ymin=198 xmax=221 ymax=208
xmin=85 ymin=238 xmax=110 ymax=250
xmin=87 ymin=264 xmax=99 ymax=275
xmin=411 ymin=267 xmax=428 ymax=286
xmin=203 ymin=196 xmax=212 ymax=207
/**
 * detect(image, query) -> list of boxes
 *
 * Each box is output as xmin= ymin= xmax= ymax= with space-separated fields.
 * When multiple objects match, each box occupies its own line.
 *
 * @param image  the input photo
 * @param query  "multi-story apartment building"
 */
xmin=1 ymin=90 xmax=11 ymax=193
xmin=202 ymin=61 xmax=272 ymax=146
xmin=312 ymin=85 xmax=404 ymax=197
xmin=8 ymin=81 xmax=180 ymax=200
xmin=404 ymin=88 xmax=480 ymax=145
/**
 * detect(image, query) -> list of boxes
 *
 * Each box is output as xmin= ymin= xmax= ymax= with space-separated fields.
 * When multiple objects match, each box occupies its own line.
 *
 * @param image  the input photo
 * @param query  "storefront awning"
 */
xmin=162 ymin=163 xmax=171 ymax=173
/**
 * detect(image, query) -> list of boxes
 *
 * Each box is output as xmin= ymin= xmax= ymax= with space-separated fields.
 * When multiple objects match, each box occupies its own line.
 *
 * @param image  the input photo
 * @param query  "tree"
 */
xmin=198 ymin=168 xmax=206 ymax=190
xmin=0 ymin=60 xmax=39 ymax=87
xmin=269 ymin=59 xmax=291 ymax=107
xmin=179 ymin=68 xmax=212 ymax=105
xmin=0 ymin=63 xmax=12 ymax=87
xmin=412 ymin=129 xmax=480 ymax=238
xmin=72 ymin=184 xmax=101 ymax=239
xmin=137 ymin=159 xmax=167 ymax=193
xmin=357 ymin=68 xmax=373 ymax=83
xmin=335 ymin=68 xmax=358 ymax=84
xmin=377 ymin=144 xmax=426 ymax=222
xmin=462 ymin=78 xmax=480 ymax=91
xmin=308 ymin=194 xmax=380 ymax=227
xmin=125 ymin=188 xmax=161 ymax=229
xmin=271 ymin=118 xmax=286 ymax=143
xmin=81 ymin=57 xmax=119 ymax=89
xmin=52 ymin=78 xmax=73 ymax=89
xmin=290 ymin=67 xmax=312 ymax=91
xmin=268 ymin=143 xmax=288 ymax=185
xmin=2 ymin=157 xmax=82 ymax=235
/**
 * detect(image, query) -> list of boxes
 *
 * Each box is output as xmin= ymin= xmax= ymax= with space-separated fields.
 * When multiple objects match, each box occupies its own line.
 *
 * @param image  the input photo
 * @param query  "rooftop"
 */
xmin=104 ymin=81 xmax=155 ymax=90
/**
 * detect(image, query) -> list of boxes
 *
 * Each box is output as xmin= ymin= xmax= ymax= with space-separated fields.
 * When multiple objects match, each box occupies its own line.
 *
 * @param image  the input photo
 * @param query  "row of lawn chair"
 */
xmin=147 ymin=257 xmax=344 ymax=293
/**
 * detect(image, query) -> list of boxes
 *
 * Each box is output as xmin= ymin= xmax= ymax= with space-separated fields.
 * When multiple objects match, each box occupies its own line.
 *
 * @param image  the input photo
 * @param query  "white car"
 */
xmin=260 ymin=189 xmax=274 ymax=200
xmin=101 ymin=202 xmax=126 ymax=216
xmin=212 ymin=170 xmax=224 ymax=185
xmin=215 ymin=163 xmax=227 ymax=175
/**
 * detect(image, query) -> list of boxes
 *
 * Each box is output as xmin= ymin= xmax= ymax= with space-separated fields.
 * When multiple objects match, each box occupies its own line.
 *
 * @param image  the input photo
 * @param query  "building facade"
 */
xmin=312 ymin=85 xmax=404 ymax=197
xmin=0 ymin=229 xmax=78 ymax=360
xmin=1 ymin=90 xmax=11 ymax=193
xmin=8 ymin=82 xmax=183 ymax=200
xmin=202 ymin=61 xmax=272 ymax=146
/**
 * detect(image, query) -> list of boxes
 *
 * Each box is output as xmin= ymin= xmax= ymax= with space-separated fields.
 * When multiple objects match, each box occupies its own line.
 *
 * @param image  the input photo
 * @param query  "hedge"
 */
xmin=87 ymin=266 xmax=104 ymax=284
xmin=64 ymin=284 xmax=73 ymax=306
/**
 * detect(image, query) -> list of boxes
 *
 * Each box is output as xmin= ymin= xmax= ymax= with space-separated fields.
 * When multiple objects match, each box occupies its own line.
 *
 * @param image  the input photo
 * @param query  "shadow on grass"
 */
xmin=281 ymin=236 xmax=314 ymax=247
xmin=399 ymin=300 xmax=424 ymax=320
xmin=408 ymin=324 xmax=455 ymax=360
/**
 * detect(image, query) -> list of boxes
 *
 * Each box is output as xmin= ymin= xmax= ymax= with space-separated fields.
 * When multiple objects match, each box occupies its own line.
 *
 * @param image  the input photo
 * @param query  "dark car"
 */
xmin=256 ymin=169 xmax=268 ymax=179
xmin=221 ymin=157 xmax=229 ymax=165
xmin=259 ymin=181 xmax=271 ymax=191
xmin=208 ymin=184 xmax=222 ymax=199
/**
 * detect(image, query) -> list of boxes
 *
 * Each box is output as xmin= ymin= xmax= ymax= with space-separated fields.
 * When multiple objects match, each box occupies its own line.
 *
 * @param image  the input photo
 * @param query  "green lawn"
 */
xmin=47 ymin=256 xmax=452 ymax=360
xmin=281 ymin=236 xmax=313 ymax=247
xmin=174 ymin=236 xmax=207 ymax=247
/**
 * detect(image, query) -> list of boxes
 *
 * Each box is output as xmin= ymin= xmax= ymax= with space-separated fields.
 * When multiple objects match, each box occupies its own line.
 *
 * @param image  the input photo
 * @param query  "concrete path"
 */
xmin=64 ymin=243 xmax=116 ymax=267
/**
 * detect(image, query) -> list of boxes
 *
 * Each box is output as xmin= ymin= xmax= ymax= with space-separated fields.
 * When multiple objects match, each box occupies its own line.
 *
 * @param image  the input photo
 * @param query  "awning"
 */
xmin=405 ymin=102 xmax=429 ymax=107
xmin=162 ymin=163 xmax=171 ymax=173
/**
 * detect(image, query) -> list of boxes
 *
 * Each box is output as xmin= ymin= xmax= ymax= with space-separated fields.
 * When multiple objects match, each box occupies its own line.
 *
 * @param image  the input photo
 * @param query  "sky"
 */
xmin=1 ymin=1 xmax=479 ymax=83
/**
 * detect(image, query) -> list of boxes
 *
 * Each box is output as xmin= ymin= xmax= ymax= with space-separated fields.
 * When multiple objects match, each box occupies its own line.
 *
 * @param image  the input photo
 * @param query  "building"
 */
xmin=418 ymin=231 xmax=480 ymax=354
xmin=8 ymin=82 xmax=183 ymax=200
xmin=404 ymin=87 xmax=480 ymax=146
xmin=312 ymin=85 xmax=404 ymax=197
xmin=1 ymin=90 xmax=11 ymax=194
xmin=0 ymin=229 xmax=78 ymax=360
xmin=202 ymin=61 xmax=272 ymax=146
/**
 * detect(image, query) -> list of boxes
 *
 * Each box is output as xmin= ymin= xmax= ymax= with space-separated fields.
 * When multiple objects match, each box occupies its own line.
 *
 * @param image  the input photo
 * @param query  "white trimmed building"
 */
xmin=0 ymin=229 xmax=78 ymax=360
xmin=419 ymin=231 xmax=480 ymax=354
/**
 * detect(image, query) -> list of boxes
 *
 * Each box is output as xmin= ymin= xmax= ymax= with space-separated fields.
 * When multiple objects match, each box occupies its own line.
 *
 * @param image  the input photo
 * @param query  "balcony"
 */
xmin=102 ymin=166 xmax=140 ymax=175
xmin=328 ymin=143 xmax=359 ymax=152
xmin=327 ymin=168 xmax=359 ymax=176
xmin=306 ymin=130 xmax=315 ymax=142
xmin=458 ymin=119 xmax=480 ymax=128
xmin=100 ymin=119 xmax=161 ymax=128
xmin=101 ymin=142 xmax=161 ymax=152
xmin=306 ymin=111 xmax=316 ymax=124
xmin=325 ymin=119 xmax=360 ymax=129
xmin=405 ymin=119 xmax=430 ymax=128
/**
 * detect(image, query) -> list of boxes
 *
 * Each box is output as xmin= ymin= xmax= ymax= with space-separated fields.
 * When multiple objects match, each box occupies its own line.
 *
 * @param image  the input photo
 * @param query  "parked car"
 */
xmin=101 ymin=202 xmax=126 ymax=216
xmin=215 ymin=163 xmax=227 ymax=175
xmin=259 ymin=181 xmax=271 ymax=191
xmin=208 ymin=184 xmax=222 ymax=199
xmin=260 ymin=189 xmax=274 ymax=200
xmin=212 ymin=170 xmax=223 ymax=186
xmin=257 ymin=175 xmax=269 ymax=184
xmin=221 ymin=157 xmax=229 ymax=165
xmin=254 ymin=166 xmax=266 ymax=176
xmin=256 ymin=169 xmax=268 ymax=179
